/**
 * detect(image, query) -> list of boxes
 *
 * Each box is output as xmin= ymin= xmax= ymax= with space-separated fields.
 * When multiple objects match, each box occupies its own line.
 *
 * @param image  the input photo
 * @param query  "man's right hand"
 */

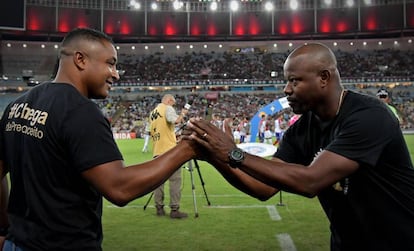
xmin=186 ymin=118 xmax=237 ymax=165
xmin=177 ymin=132 xmax=210 ymax=161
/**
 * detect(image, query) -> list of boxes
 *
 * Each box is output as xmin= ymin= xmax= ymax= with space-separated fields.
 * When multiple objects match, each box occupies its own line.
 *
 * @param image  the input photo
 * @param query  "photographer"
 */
xmin=149 ymin=94 xmax=189 ymax=219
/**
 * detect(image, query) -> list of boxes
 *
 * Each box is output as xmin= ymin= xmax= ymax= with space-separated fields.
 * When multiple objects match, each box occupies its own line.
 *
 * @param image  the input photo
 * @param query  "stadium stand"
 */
xmin=1 ymin=42 xmax=414 ymax=134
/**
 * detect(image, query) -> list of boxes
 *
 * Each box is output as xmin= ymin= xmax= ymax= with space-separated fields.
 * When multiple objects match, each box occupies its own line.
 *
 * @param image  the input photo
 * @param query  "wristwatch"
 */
xmin=228 ymin=147 xmax=245 ymax=168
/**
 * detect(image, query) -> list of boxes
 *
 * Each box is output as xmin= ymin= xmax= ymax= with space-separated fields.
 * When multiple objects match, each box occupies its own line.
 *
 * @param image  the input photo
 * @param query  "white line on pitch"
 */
xmin=266 ymin=205 xmax=281 ymax=221
xmin=107 ymin=204 xmax=276 ymax=212
xmin=276 ymin=233 xmax=297 ymax=251
xmin=206 ymin=205 xmax=269 ymax=208
xmin=111 ymin=204 xmax=282 ymax=221
xmin=106 ymin=204 xmax=271 ymax=209
xmin=181 ymin=194 xmax=251 ymax=197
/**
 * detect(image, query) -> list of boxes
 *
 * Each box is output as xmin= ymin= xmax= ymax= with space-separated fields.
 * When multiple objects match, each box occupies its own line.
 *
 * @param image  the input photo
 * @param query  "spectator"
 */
xmin=376 ymin=88 xmax=401 ymax=122
xmin=258 ymin=114 xmax=266 ymax=143
xmin=141 ymin=118 xmax=151 ymax=152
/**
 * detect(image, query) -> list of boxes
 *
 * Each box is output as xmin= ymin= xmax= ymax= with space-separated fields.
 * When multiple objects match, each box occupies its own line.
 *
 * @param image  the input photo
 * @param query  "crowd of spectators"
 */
xmin=1 ymin=46 xmax=414 ymax=137
xmin=116 ymin=48 xmax=414 ymax=85
xmin=102 ymin=47 xmax=414 ymax=136
xmin=99 ymin=87 xmax=414 ymax=138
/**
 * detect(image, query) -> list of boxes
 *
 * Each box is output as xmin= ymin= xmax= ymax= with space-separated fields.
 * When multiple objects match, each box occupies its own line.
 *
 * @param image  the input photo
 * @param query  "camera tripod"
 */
xmin=143 ymin=159 xmax=211 ymax=218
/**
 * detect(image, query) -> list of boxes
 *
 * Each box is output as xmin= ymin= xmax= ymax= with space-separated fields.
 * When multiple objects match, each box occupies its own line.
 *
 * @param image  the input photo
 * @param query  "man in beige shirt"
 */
xmin=149 ymin=94 xmax=189 ymax=218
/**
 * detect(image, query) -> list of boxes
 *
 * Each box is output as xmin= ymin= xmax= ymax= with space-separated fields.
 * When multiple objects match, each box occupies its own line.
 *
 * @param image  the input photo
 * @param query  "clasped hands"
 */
xmin=179 ymin=118 xmax=236 ymax=164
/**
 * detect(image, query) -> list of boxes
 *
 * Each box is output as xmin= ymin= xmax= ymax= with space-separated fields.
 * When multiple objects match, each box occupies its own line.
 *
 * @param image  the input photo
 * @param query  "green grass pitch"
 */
xmin=102 ymin=135 xmax=414 ymax=251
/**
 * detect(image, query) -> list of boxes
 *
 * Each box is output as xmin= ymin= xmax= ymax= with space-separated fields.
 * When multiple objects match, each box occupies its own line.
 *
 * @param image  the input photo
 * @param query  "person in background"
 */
xmin=258 ymin=114 xmax=266 ymax=143
xmin=376 ymin=88 xmax=401 ymax=122
xmin=238 ymin=117 xmax=249 ymax=144
xmin=263 ymin=124 xmax=273 ymax=144
xmin=210 ymin=113 xmax=222 ymax=128
xmin=149 ymin=94 xmax=189 ymax=219
xmin=141 ymin=118 xmax=151 ymax=153
xmin=186 ymin=42 xmax=414 ymax=251
xmin=233 ymin=126 xmax=241 ymax=144
xmin=273 ymin=114 xmax=285 ymax=146
xmin=0 ymin=28 xmax=199 ymax=251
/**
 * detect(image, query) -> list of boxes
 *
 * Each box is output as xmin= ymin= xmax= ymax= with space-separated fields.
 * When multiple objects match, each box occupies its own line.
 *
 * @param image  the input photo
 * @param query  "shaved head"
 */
xmin=59 ymin=28 xmax=114 ymax=58
xmin=282 ymin=43 xmax=343 ymax=119
xmin=286 ymin=43 xmax=337 ymax=73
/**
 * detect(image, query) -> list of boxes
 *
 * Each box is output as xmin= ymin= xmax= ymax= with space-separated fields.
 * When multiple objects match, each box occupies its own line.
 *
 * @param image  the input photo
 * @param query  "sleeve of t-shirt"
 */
xmin=326 ymin=106 xmax=397 ymax=167
xmin=62 ymin=102 xmax=123 ymax=173
xmin=165 ymin=106 xmax=178 ymax=124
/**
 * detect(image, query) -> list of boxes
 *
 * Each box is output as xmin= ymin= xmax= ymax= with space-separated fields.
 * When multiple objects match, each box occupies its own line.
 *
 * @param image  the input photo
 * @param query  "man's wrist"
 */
xmin=228 ymin=147 xmax=246 ymax=168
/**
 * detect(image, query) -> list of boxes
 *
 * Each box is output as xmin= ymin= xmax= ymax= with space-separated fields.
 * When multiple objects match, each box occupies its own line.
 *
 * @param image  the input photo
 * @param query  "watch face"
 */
xmin=231 ymin=148 xmax=245 ymax=162
xmin=232 ymin=149 xmax=244 ymax=160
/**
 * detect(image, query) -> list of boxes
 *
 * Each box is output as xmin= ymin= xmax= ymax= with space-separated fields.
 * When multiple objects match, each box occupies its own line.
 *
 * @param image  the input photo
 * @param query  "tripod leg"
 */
xmin=143 ymin=192 xmax=154 ymax=210
xmin=193 ymin=160 xmax=211 ymax=206
xmin=188 ymin=160 xmax=199 ymax=217
xmin=277 ymin=191 xmax=285 ymax=206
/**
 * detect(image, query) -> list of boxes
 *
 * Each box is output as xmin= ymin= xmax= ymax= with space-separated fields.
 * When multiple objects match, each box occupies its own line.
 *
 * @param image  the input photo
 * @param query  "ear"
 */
xmin=73 ymin=51 xmax=87 ymax=70
xmin=319 ymin=69 xmax=330 ymax=87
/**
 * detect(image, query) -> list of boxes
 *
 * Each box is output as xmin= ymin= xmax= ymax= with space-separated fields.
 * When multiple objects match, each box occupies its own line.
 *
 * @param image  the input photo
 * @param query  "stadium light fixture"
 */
xmin=289 ymin=0 xmax=298 ymax=10
xmin=324 ymin=0 xmax=332 ymax=5
xmin=363 ymin=0 xmax=372 ymax=5
xmin=129 ymin=0 xmax=141 ymax=10
xmin=173 ymin=0 xmax=183 ymax=10
xmin=210 ymin=1 xmax=218 ymax=11
xmin=345 ymin=0 xmax=354 ymax=7
xmin=230 ymin=0 xmax=239 ymax=12
xmin=264 ymin=1 xmax=274 ymax=11
xmin=151 ymin=2 xmax=158 ymax=10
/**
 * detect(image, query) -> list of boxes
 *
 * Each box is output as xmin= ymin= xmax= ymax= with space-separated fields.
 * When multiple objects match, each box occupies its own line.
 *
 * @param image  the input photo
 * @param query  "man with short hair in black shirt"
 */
xmin=0 ymin=28 xmax=199 ymax=251
xmin=186 ymin=43 xmax=414 ymax=251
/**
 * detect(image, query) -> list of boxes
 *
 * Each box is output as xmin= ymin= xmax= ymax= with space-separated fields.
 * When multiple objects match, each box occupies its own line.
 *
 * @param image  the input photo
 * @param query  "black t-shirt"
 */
xmin=274 ymin=91 xmax=414 ymax=251
xmin=0 ymin=82 xmax=123 ymax=251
